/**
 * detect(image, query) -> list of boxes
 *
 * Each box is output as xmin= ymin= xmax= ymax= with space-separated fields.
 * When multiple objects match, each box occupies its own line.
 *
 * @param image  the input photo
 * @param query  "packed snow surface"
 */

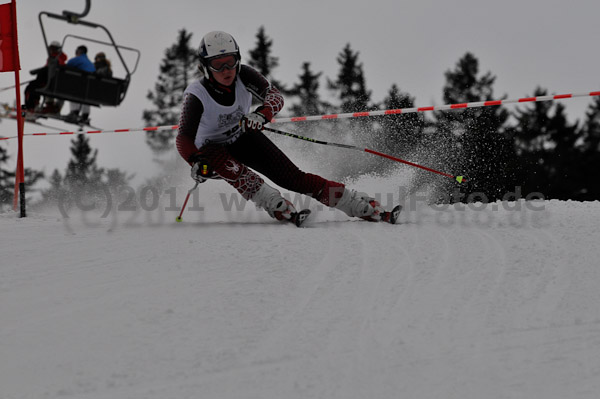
xmin=2 ymin=174 xmax=600 ymax=399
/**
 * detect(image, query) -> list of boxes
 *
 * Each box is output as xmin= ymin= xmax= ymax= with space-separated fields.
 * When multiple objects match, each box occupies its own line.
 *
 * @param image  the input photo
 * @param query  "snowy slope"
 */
xmin=2 ymin=175 xmax=600 ymax=399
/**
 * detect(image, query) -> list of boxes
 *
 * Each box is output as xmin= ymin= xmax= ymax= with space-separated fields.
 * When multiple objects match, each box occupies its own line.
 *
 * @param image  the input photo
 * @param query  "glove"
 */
xmin=240 ymin=111 xmax=267 ymax=133
xmin=190 ymin=163 xmax=207 ymax=184
xmin=190 ymin=157 xmax=213 ymax=184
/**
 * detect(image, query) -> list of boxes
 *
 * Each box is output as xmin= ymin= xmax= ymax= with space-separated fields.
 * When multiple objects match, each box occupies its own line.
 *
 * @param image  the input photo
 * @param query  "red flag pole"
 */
xmin=8 ymin=0 xmax=25 ymax=216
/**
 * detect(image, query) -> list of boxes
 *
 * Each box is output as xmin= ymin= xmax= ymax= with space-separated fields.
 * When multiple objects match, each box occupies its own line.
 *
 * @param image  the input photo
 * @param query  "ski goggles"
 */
xmin=208 ymin=55 xmax=239 ymax=73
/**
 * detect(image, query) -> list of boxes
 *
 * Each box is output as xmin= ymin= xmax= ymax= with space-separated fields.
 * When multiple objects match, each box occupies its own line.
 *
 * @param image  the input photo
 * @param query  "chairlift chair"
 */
xmin=35 ymin=0 xmax=140 ymax=109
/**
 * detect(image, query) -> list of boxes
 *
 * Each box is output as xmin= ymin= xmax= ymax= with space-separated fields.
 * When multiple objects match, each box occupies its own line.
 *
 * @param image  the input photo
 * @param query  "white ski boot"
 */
xmin=334 ymin=188 xmax=386 ymax=222
xmin=252 ymin=183 xmax=311 ymax=226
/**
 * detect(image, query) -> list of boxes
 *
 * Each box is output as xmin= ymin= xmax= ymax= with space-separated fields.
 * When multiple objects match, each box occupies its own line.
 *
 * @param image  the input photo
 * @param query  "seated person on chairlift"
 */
xmin=66 ymin=45 xmax=96 ymax=124
xmin=93 ymin=52 xmax=113 ymax=77
xmin=23 ymin=40 xmax=68 ymax=112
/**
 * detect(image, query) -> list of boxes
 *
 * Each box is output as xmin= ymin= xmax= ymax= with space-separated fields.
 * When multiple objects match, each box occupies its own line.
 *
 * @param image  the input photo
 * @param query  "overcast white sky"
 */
xmin=1 ymin=0 xmax=599 ymax=184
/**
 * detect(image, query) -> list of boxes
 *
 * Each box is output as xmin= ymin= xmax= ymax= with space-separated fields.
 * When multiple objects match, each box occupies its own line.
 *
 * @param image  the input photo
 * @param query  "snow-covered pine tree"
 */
xmin=289 ymin=62 xmax=329 ymax=117
xmin=283 ymin=62 xmax=332 ymax=169
xmin=327 ymin=44 xmax=375 ymax=178
xmin=143 ymin=29 xmax=200 ymax=154
xmin=328 ymin=44 xmax=371 ymax=114
xmin=247 ymin=26 xmax=287 ymax=94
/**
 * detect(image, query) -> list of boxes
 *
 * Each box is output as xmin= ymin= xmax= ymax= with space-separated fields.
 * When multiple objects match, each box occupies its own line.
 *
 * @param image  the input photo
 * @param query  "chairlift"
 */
xmin=35 ymin=0 xmax=141 ymax=109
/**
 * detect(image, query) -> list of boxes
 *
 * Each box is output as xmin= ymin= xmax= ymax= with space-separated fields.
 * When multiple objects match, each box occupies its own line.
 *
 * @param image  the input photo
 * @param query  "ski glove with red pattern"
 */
xmin=240 ymin=111 xmax=267 ymax=133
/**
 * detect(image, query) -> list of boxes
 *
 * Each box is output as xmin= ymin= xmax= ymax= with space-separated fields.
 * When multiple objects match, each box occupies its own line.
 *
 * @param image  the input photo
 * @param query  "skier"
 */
xmin=176 ymin=31 xmax=399 ymax=225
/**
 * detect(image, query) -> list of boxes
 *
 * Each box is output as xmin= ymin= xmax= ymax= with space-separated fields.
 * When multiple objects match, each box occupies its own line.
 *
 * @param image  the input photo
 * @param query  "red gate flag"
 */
xmin=0 ymin=1 xmax=25 ymax=216
xmin=0 ymin=1 xmax=20 ymax=72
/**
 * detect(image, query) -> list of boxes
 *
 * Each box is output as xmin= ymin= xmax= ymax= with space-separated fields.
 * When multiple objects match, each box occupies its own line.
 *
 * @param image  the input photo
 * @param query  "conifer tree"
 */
xmin=546 ymin=102 xmax=581 ymax=198
xmin=362 ymin=85 xmax=426 ymax=177
xmin=509 ymin=87 xmax=555 ymax=196
xmin=247 ymin=26 xmax=287 ymax=93
xmin=581 ymin=96 xmax=600 ymax=154
xmin=284 ymin=62 xmax=332 ymax=169
xmin=143 ymin=29 xmax=200 ymax=153
xmin=40 ymin=169 xmax=65 ymax=205
xmin=578 ymin=96 xmax=600 ymax=199
xmin=64 ymin=134 xmax=105 ymax=193
xmin=327 ymin=44 xmax=374 ymax=178
xmin=434 ymin=52 xmax=513 ymax=201
xmin=0 ymin=145 xmax=12 ymax=207
xmin=39 ymin=137 xmax=132 ymax=209
xmin=379 ymin=84 xmax=424 ymax=156
xmin=328 ymin=43 xmax=371 ymax=113
xmin=289 ymin=62 xmax=329 ymax=116
xmin=510 ymin=87 xmax=584 ymax=200
xmin=0 ymin=144 xmax=44 ymax=210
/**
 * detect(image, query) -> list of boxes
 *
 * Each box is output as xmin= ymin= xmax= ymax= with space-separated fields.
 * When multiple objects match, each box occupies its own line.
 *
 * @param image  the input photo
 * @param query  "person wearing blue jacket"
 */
xmin=67 ymin=45 xmax=95 ymax=72
xmin=66 ymin=45 xmax=96 ymax=124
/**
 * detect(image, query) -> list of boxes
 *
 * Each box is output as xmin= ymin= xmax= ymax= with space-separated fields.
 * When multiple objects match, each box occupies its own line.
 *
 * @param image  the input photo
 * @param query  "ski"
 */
xmin=290 ymin=209 xmax=311 ymax=227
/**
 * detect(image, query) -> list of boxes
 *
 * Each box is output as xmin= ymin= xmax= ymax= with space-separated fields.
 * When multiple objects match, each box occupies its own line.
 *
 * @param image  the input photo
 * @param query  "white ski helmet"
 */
xmin=198 ymin=31 xmax=241 ymax=79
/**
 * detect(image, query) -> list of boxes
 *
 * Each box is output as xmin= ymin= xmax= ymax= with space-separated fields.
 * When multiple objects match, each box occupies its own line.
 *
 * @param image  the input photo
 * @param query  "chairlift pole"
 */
xmin=62 ymin=0 xmax=91 ymax=22
xmin=37 ymin=0 xmax=91 ymax=57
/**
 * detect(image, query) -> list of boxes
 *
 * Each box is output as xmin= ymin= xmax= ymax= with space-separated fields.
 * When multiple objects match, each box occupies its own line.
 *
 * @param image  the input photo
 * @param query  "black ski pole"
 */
xmin=263 ymin=126 xmax=465 ymax=183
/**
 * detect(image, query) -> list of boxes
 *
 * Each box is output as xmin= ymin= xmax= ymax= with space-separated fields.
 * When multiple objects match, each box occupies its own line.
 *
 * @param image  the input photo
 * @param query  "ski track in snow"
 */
xmin=2 ymin=194 xmax=600 ymax=399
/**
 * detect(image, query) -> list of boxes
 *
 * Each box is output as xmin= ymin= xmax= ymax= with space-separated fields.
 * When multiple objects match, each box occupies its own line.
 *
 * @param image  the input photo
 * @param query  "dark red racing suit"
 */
xmin=176 ymin=65 xmax=345 ymax=206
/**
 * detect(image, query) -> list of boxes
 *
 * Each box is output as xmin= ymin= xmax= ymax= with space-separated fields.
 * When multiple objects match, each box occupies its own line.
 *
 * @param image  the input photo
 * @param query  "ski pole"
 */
xmin=263 ymin=126 xmax=464 ymax=183
xmin=175 ymin=181 xmax=200 ymax=222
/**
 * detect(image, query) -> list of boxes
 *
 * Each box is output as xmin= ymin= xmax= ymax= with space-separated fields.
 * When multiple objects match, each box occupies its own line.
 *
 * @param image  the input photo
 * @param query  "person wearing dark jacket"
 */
xmin=23 ymin=41 xmax=68 ymax=111
xmin=93 ymin=52 xmax=112 ymax=77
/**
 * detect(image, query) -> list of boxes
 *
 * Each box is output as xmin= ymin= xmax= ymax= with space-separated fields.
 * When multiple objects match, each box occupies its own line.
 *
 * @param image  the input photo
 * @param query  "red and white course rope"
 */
xmin=271 ymin=90 xmax=600 ymax=123
xmin=1 ymin=90 xmax=598 ymax=141
xmin=0 ymin=125 xmax=178 ymax=141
